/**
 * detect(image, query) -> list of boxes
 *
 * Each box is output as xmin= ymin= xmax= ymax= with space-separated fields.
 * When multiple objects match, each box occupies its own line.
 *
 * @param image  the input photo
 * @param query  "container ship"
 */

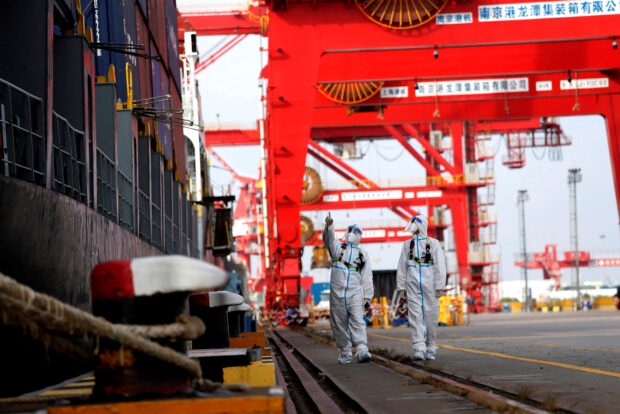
xmin=0 ymin=0 xmax=230 ymax=396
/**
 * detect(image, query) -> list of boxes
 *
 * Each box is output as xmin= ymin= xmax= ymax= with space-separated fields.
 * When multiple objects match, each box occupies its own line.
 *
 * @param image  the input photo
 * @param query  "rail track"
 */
xmin=268 ymin=329 xmax=378 ymax=414
xmin=270 ymin=328 xmax=578 ymax=414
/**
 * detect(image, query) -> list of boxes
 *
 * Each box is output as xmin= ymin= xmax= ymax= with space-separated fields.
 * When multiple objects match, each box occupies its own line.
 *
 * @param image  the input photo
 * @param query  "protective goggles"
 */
xmin=347 ymin=225 xmax=362 ymax=235
xmin=411 ymin=217 xmax=423 ymax=224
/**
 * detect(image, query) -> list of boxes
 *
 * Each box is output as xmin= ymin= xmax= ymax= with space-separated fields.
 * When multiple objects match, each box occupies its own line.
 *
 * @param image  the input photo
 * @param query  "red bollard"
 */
xmin=90 ymin=256 xmax=227 ymax=398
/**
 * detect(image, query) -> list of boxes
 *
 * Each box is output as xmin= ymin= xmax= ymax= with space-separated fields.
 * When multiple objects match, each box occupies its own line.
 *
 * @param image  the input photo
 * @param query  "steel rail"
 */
xmin=269 ymin=331 xmax=343 ymax=414
xmin=273 ymin=329 xmax=380 ymax=414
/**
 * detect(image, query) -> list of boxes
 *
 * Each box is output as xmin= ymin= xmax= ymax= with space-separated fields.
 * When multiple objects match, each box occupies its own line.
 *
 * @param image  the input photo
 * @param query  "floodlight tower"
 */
xmin=568 ymin=168 xmax=583 ymax=309
xmin=517 ymin=189 xmax=529 ymax=312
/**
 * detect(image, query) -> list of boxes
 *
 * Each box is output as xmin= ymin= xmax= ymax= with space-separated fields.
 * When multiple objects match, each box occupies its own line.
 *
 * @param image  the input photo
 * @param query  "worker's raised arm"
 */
xmin=322 ymin=213 xmax=341 ymax=260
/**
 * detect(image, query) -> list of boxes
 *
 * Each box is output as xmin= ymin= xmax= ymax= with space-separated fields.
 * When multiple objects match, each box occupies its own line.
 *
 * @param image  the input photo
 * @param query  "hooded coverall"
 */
xmin=396 ymin=215 xmax=446 ymax=355
xmin=323 ymin=224 xmax=373 ymax=362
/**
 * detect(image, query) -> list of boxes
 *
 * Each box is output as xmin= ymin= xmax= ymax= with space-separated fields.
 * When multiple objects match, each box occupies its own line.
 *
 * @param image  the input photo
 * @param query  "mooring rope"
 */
xmin=0 ymin=273 xmax=202 ymax=379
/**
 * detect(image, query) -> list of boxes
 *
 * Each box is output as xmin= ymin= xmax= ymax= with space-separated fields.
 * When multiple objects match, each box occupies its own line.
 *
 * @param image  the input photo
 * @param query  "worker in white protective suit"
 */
xmin=323 ymin=213 xmax=374 ymax=364
xmin=396 ymin=215 xmax=446 ymax=361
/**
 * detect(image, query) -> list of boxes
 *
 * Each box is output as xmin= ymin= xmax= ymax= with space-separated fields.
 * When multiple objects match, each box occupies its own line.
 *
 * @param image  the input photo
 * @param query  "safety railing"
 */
xmin=138 ymin=189 xmax=151 ymax=243
xmin=0 ymin=78 xmax=46 ymax=186
xmin=164 ymin=170 xmax=174 ymax=254
xmin=173 ymin=186 xmax=180 ymax=254
xmin=96 ymin=149 xmax=117 ymax=221
xmin=117 ymin=170 xmax=134 ymax=232
xmin=151 ymin=203 xmax=163 ymax=250
xmin=182 ymin=196 xmax=189 ymax=256
xmin=51 ymin=111 xmax=87 ymax=203
xmin=0 ymin=77 xmax=201 ymax=258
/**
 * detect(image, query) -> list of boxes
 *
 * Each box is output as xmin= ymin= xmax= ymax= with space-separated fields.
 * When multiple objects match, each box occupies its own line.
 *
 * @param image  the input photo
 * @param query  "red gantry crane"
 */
xmin=514 ymin=244 xmax=620 ymax=290
xmin=180 ymin=1 xmax=620 ymax=318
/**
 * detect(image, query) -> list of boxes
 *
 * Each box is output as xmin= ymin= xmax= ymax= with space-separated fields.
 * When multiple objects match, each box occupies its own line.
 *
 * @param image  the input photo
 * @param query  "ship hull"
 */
xmin=0 ymin=176 xmax=162 ymax=396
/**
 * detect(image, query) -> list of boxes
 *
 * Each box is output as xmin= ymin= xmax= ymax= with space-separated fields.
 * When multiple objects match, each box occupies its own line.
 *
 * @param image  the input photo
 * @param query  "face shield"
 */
xmin=345 ymin=224 xmax=363 ymax=245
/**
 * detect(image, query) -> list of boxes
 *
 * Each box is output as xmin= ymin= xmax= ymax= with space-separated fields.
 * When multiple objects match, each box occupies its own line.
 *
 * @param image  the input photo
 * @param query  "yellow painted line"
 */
xmin=368 ymin=333 xmax=620 ymax=379
xmin=82 ymin=376 xmax=95 ymax=380
xmin=370 ymin=333 xmax=410 ymax=343
xmin=40 ymin=388 xmax=92 ymax=396
xmin=442 ymin=334 xmax=620 ymax=353
xmin=63 ymin=381 xmax=95 ymax=387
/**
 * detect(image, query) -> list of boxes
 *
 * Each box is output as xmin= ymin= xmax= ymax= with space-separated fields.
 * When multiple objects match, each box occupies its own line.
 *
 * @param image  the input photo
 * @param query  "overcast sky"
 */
xmin=193 ymin=29 xmax=620 ymax=287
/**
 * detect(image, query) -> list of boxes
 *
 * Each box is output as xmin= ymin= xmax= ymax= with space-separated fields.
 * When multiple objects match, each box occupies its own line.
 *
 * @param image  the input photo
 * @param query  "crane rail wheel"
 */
xmin=317 ymin=81 xmax=384 ymax=105
xmin=354 ymin=0 xmax=449 ymax=29
xmin=300 ymin=215 xmax=315 ymax=243
xmin=301 ymin=166 xmax=324 ymax=204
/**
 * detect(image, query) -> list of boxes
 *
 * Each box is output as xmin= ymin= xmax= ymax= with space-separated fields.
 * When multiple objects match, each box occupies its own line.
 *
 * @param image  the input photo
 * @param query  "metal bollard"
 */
xmin=228 ymin=303 xmax=252 ymax=338
xmin=189 ymin=291 xmax=243 ymax=349
xmin=90 ymin=256 xmax=227 ymax=397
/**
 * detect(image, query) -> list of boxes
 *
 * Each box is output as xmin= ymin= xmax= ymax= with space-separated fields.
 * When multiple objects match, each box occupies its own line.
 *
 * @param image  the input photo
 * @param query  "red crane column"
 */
xmin=262 ymin=13 xmax=323 ymax=310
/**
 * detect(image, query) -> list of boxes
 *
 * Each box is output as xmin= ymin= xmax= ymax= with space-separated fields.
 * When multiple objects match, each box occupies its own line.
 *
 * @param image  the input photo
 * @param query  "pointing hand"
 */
xmin=325 ymin=212 xmax=333 ymax=226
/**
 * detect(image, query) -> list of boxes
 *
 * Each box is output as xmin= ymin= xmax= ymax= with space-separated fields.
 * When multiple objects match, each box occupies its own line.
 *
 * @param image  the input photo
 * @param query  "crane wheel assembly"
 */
xmin=317 ymin=81 xmax=384 ymax=105
xmin=301 ymin=166 xmax=324 ymax=204
xmin=354 ymin=0 xmax=449 ymax=29
xmin=300 ymin=215 xmax=315 ymax=243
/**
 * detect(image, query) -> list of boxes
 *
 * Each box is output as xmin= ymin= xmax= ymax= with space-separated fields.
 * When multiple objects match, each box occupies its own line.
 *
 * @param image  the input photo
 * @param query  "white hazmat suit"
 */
xmin=396 ymin=215 xmax=446 ymax=360
xmin=323 ymin=221 xmax=374 ymax=364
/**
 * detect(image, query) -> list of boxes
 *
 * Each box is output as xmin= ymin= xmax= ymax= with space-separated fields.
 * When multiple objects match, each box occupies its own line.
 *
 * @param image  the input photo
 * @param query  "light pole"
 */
xmin=568 ymin=168 xmax=582 ymax=309
xmin=517 ymin=190 xmax=529 ymax=312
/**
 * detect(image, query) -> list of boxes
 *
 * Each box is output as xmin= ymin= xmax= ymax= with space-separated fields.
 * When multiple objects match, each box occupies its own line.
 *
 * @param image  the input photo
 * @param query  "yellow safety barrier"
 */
xmin=439 ymin=295 xmax=465 ymax=326
xmin=380 ymin=296 xmax=391 ymax=329
xmin=561 ymin=299 xmax=575 ymax=311
xmin=594 ymin=297 xmax=615 ymax=310
xmin=309 ymin=299 xmax=316 ymax=328
xmin=510 ymin=302 xmax=522 ymax=313
xmin=372 ymin=297 xmax=379 ymax=327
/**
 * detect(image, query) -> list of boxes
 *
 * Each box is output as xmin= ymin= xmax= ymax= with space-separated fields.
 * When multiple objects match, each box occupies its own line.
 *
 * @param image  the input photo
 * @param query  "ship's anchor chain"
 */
xmin=0 ymin=272 xmax=249 ymax=403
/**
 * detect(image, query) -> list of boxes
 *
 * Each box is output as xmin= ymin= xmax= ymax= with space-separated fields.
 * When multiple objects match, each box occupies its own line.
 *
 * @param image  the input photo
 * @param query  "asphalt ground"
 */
xmin=355 ymin=310 xmax=620 ymax=414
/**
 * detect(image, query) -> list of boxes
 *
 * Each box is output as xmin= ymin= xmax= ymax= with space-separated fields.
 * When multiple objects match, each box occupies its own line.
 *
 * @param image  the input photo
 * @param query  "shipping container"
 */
xmin=160 ymin=64 xmax=173 ymax=160
xmin=165 ymin=0 xmax=181 ymax=94
xmin=150 ymin=43 xmax=172 ymax=160
xmin=148 ymin=0 xmax=168 ymax=74
xmin=137 ymin=0 xmax=148 ymax=16
xmin=83 ymin=0 xmax=140 ymax=105
xmin=135 ymin=6 xmax=152 ymax=102
xmin=170 ymin=79 xmax=186 ymax=183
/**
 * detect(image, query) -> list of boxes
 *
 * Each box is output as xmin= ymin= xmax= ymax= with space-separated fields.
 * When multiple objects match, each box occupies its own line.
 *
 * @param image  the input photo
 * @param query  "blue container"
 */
xmin=165 ymin=0 xmax=181 ymax=94
xmin=83 ymin=0 xmax=140 ymax=104
xmin=149 ymin=46 xmax=172 ymax=160
xmin=310 ymin=283 xmax=330 ymax=306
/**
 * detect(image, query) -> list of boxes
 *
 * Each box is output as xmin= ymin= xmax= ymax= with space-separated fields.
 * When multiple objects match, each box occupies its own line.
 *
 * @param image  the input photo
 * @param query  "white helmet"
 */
xmin=345 ymin=224 xmax=363 ymax=245
xmin=403 ymin=215 xmax=428 ymax=237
